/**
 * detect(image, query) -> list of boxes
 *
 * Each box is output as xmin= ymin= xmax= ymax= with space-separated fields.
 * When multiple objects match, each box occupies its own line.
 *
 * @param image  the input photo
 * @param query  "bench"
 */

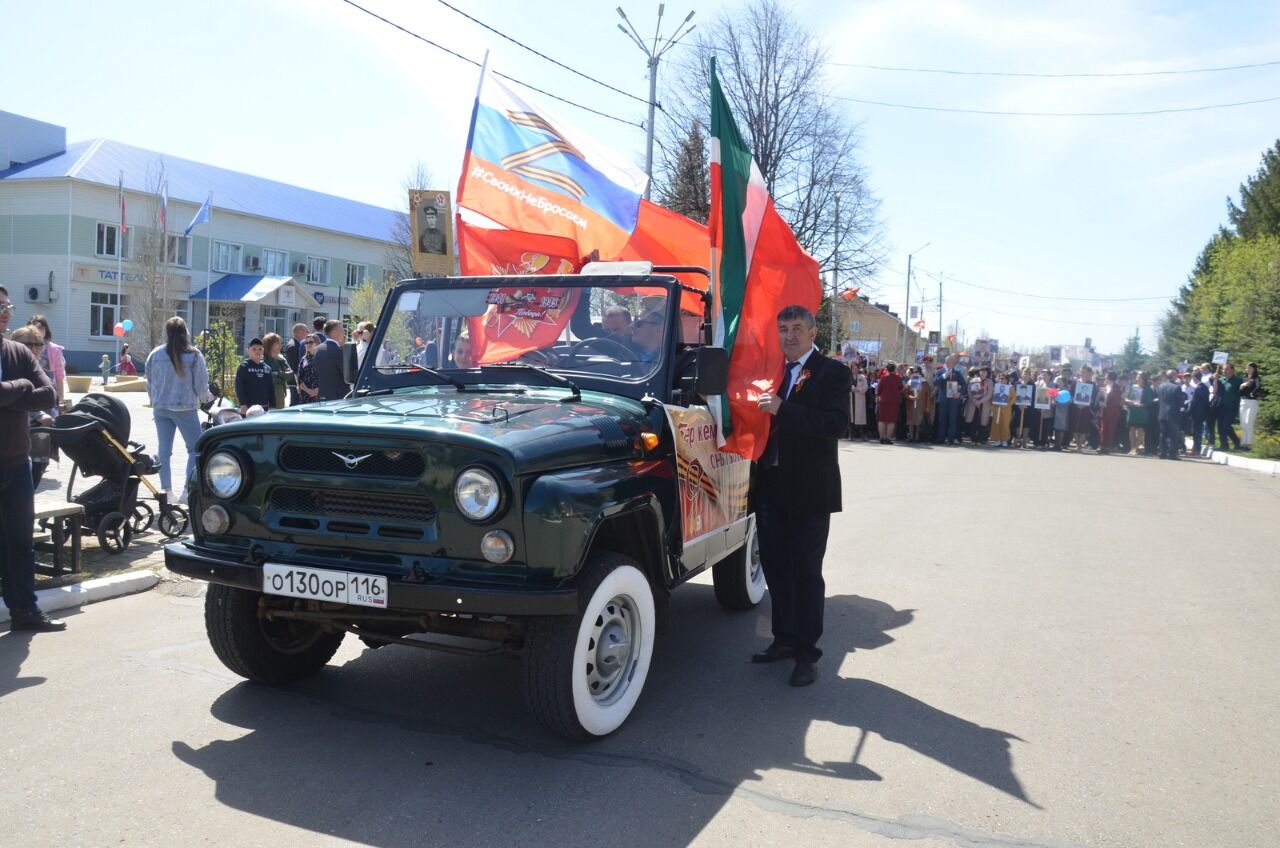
xmin=34 ymin=501 xmax=84 ymax=577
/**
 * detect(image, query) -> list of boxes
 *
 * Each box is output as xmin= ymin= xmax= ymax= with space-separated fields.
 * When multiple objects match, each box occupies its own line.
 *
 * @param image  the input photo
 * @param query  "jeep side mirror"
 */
xmin=695 ymin=346 xmax=729 ymax=397
xmin=342 ymin=341 xmax=359 ymax=385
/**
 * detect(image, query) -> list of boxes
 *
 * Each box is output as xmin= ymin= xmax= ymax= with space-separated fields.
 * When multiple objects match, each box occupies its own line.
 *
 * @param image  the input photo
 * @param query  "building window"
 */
xmin=95 ymin=223 xmax=131 ymax=259
xmin=306 ymin=256 xmax=329 ymax=284
xmin=165 ymin=235 xmax=191 ymax=267
xmin=345 ymin=263 xmax=367 ymax=288
xmin=261 ymin=306 xmax=287 ymax=338
xmin=263 ymin=248 xmax=289 ymax=277
xmin=171 ymin=299 xmax=192 ymax=327
xmin=90 ymin=291 xmax=128 ymax=338
xmin=213 ymin=241 xmax=242 ymax=273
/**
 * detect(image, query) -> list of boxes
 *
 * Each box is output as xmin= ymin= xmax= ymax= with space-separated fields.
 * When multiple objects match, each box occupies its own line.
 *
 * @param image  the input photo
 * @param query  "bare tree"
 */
xmin=384 ymin=160 xmax=435 ymax=281
xmin=656 ymin=0 xmax=884 ymax=286
xmin=126 ymin=159 xmax=176 ymax=354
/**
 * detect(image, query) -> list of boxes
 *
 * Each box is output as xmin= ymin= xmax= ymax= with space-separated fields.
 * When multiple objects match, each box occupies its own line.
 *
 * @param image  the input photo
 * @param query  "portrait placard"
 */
xmin=1016 ymin=384 xmax=1033 ymax=407
xmin=409 ymin=190 xmax=456 ymax=278
xmin=993 ymin=383 xmax=1012 ymax=405
xmin=1034 ymin=384 xmax=1051 ymax=409
xmin=1073 ymin=382 xmax=1095 ymax=406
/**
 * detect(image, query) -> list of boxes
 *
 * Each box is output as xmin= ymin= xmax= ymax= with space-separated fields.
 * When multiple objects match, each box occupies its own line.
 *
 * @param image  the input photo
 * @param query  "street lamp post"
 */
xmin=617 ymin=4 xmax=696 ymax=199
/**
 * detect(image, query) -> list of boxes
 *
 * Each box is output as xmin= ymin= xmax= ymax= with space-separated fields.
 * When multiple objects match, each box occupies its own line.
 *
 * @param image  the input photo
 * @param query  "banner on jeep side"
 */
xmin=663 ymin=404 xmax=750 ymax=543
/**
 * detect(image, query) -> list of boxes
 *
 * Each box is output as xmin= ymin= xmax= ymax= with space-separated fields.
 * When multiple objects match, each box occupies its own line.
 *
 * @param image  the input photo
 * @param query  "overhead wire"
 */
xmin=917 ymin=270 xmax=1170 ymax=302
xmin=943 ymin=297 xmax=1164 ymax=328
xmin=829 ymin=58 xmax=1280 ymax=78
xmin=338 ymin=0 xmax=643 ymax=128
xmin=831 ymin=92 xmax=1280 ymax=117
xmin=431 ymin=0 xmax=649 ymax=106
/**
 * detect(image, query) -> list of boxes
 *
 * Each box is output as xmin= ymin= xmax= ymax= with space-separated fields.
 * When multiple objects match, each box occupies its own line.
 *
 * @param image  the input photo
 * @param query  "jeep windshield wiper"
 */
xmin=481 ymin=364 xmax=581 ymax=401
xmin=374 ymin=364 xmax=466 ymax=391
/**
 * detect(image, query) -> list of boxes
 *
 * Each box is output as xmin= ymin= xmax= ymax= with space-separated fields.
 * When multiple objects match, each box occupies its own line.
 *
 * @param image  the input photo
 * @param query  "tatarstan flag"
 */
xmin=708 ymin=57 xmax=822 ymax=460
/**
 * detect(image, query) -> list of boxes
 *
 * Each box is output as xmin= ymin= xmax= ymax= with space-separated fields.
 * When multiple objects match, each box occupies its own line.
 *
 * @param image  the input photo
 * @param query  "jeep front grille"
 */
xmin=270 ymin=487 xmax=439 ymax=524
xmin=278 ymin=445 xmax=426 ymax=479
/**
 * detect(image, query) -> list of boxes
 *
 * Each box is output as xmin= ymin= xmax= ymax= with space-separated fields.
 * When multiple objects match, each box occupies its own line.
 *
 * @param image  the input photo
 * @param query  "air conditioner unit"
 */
xmin=294 ymin=262 xmax=308 ymax=275
xmin=248 ymin=256 xmax=261 ymax=270
xmin=25 ymin=284 xmax=49 ymax=304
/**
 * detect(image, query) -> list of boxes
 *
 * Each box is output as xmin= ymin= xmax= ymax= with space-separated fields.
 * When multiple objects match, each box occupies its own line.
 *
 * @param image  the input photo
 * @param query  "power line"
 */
xmin=829 ymin=57 xmax=1280 ymax=78
xmin=918 ymin=270 xmax=1170 ymax=302
xmin=945 ymin=297 xmax=1163 ymax=327
xmin=833 ymin=92 xmax=1280 ymax=117
xmin=338 ymin=0 xmax=643 ymax=128
xmin=431 ymin=0 xmax=649 ymax=106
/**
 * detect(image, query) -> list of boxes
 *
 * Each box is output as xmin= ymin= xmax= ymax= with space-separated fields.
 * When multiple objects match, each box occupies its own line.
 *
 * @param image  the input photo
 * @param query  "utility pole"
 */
xmin=902 ymin=242 xmax=930 ymax=362
xmin=938 ymin=279 xmax=943 ymax=349
xmin=617 ymin=4 xmax=696 ymax=200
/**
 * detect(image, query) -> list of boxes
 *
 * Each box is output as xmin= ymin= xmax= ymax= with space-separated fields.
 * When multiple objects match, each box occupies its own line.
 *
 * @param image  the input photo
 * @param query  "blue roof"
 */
xmin=0 ymin=138 xmax=400 ymax=243
xmin=190 ymin=274 xmax=319 ymax=307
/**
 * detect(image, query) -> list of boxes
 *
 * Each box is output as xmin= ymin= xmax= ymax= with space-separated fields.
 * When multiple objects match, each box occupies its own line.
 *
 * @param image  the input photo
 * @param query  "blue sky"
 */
xmin=5 ymin=0 xmax=1278 ymax=353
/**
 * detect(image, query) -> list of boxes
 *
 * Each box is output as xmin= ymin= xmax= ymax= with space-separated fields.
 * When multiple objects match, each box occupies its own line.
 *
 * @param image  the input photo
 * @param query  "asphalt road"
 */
xmin=4 ymin=439 xmax=1279 ymax=847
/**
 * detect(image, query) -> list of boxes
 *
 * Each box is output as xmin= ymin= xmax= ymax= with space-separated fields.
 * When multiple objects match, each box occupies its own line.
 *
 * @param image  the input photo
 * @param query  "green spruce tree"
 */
xmin=658 ymin=121 xmax=710 ymax=224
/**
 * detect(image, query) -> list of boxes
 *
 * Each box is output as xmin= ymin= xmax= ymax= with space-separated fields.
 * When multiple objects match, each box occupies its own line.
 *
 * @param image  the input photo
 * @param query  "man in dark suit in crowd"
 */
xmin=1156 ymin=369 xmax=1186 ymax=459
xmin=933 ymin=354 xmax=968 ymax=445
xmin=313 ymin=319 xmax=349 ymax=401
xmin=283 ymin=323 xmax=309 ymax=405
xmin=1188 ymin=370 xmax=1211 ymax=455
xmin=752 ymin=305 xmax=852 ymax=687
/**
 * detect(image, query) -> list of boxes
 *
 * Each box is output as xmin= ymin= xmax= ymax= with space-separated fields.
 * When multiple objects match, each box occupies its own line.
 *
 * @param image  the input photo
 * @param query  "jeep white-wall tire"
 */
xmin=523 ymin=553 xmax=656 ymax=739
xmin=712 ymin=515 xmax=765 ymax=610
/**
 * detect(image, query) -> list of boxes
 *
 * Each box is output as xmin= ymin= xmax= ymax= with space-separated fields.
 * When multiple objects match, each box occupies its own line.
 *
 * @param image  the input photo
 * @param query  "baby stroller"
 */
xmin=201 ymin=382 xmax=243 ymax=431
xmin=34 ymin=393 xmax=189 ymax=554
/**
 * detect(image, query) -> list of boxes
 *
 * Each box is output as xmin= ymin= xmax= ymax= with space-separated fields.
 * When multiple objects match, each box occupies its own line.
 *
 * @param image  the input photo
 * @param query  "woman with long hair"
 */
xmin=145 ymin=317 xmax=212 ymax=501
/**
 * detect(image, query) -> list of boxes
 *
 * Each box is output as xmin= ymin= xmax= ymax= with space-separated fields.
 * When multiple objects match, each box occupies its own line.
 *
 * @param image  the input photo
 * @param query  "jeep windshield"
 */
xmin=357 ymin=276 xmax=696 ymax=401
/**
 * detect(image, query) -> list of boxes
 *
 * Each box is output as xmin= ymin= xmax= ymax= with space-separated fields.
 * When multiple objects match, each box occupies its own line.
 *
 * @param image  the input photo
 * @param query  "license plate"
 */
xmin=262 ymin=563 xmax=388 ymax=609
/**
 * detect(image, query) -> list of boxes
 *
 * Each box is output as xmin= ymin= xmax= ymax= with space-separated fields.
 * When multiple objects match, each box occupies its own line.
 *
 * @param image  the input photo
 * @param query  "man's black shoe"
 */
xmin=789 ymin=661 xmax=818 ymax=687
xmin=751 ymin=642 xmax=795 ymax=663
xmin=8 ymin=611 xmax=67 ymax=632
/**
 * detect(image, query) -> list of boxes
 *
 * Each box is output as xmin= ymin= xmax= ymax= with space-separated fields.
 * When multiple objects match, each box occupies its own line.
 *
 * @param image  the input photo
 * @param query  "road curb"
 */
xmin=1210 ymin=451 xmax=1280 ymax=476
xmin=2 ymin=570 xmax=161 ymax=626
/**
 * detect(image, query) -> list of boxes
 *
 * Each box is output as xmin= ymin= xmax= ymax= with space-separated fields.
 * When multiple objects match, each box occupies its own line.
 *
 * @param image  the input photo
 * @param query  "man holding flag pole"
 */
xmin=708 ymin=57 xmax=850 ymax=687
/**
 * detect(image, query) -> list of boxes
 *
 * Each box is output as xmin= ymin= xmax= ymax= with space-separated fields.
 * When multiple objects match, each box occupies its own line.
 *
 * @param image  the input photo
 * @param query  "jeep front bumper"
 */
xmin=164 ymin=542 xmax=579 ymax=616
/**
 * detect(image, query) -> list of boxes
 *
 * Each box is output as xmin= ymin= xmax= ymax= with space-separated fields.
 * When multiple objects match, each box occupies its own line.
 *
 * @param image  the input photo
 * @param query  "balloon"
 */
xmin=1047 ymin=388 xmax=1059 ymax=399
xmin=1057 ymin=391 xmax=1072 ymax=404
xmin=122 ymin=319 xmax=134 ymax=331
xmin=113 ymin=324 xmax=126 ymax=337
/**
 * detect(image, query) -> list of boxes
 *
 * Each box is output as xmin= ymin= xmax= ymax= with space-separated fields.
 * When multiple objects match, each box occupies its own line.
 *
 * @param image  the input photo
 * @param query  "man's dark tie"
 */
xmin=761 ymin=362 xmax=797 ymax=468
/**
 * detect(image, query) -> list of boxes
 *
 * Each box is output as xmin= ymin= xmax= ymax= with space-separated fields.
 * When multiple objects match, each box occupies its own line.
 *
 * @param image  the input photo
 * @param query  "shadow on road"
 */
xmin=170 ymin=588 xmax=1036 ymax=844
xmin=0 ymin=631 xmax=46 ymax=697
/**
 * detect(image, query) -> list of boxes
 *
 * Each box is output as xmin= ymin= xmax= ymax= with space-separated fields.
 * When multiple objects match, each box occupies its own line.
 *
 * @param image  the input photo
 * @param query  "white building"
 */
xmin=0 ymin=111 xmax=400 ymax=370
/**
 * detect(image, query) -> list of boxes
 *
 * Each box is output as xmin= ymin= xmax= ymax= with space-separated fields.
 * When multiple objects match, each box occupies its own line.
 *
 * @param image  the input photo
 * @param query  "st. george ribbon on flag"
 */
xmin=456 ymin=60 xmax=649 ymax=262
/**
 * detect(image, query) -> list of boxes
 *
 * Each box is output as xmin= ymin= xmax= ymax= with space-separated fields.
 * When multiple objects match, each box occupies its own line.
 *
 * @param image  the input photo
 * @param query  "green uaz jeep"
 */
xmin=165 ymin=266 xmax=762 ymax=739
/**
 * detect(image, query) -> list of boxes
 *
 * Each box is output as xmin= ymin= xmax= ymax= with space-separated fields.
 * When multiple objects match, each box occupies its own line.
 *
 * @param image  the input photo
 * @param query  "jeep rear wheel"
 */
xmin=204 ymin=584 xmax=345 ymax=684
xmin=522 ymin=553 xmax=656 ymax=740
xmin=712 ymin=516 xmax=765 ymax=610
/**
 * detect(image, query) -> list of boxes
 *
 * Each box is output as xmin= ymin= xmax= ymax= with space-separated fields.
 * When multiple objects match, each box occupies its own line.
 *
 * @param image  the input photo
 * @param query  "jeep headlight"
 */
xmin=454 ymin=467 xmax=502 ymax=522
xmin=205 ymin=450 xmax=245 ymax=499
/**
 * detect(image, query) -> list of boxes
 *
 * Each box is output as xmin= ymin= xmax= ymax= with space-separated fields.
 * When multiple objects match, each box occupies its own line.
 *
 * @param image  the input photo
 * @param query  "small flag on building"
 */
xmin=157 ymin=181 xmax=168 ymax=234
xmin=184 ymin=192 xmax=212 ymax=237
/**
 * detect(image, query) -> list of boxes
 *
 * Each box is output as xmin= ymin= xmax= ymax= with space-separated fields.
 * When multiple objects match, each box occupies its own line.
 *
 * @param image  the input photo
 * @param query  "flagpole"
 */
xmin=116 ymin=170 xmax=124 ymax=364
xmin=205 ymin=194 xmax=213 ymax=335
xmin=160 ymin=179 xmax=169 ymax=346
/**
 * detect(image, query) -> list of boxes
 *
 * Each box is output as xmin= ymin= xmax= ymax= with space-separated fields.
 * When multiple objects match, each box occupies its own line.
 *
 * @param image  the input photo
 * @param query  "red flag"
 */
xmin=118 ymin=173 xmax=128 ymax=233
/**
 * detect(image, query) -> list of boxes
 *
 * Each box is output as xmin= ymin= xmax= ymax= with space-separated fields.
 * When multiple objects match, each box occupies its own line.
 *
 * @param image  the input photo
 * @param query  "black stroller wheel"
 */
xmin=97 ymin=511 xmax=133 ymax=554
xmin=159 ymin=506 xmax=189 ymax=539
xmin=132 ymin=503 xmax=155 ymax=534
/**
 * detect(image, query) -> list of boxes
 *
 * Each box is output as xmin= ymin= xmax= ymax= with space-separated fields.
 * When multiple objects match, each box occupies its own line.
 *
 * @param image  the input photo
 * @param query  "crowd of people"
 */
xmin=847 ymin=354 xmax=1265 ymax=459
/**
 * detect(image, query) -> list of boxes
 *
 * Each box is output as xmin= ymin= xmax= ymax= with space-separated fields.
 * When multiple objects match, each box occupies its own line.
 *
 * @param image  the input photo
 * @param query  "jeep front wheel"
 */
xmin=712 ymin=516 xmax=765 ymax=610
xmin=204 ymin=584 xmax=345 ymax=684
xmin=522 ymin=553 xmax=656 ymax=740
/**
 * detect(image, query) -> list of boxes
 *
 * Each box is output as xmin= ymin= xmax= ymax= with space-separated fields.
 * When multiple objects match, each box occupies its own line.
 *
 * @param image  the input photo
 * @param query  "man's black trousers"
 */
xmin=754 ymin=467 xmax=830 ymax=664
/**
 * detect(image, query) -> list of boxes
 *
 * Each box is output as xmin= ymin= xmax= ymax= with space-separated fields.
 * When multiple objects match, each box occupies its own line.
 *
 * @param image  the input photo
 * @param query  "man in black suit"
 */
xmin=1156 ymin=370 xmax=1186 ymax=459
xmin=313 ymin=319 xmax=349 ymax=401
xmin=1188 ymin=370 xmax=1211 ymax=455
xmin=283 ymin=323 xmax=308 ymax=405
xmin=752 ymin=305 xmax=852 ymax=687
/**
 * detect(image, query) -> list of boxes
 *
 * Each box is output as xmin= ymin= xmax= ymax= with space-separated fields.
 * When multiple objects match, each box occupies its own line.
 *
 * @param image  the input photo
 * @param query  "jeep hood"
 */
xmin=207 ymin=390 xmax=652 ymax=472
